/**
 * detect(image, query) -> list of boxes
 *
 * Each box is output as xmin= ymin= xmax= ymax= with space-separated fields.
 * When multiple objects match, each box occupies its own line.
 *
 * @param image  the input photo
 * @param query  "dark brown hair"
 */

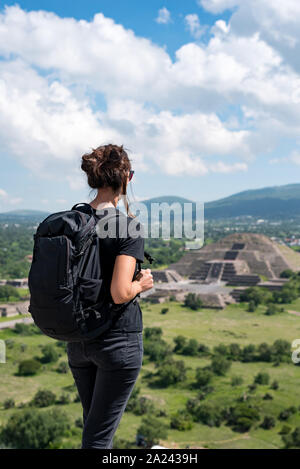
xmin=81 ymin=144 xmax=132 ymax=215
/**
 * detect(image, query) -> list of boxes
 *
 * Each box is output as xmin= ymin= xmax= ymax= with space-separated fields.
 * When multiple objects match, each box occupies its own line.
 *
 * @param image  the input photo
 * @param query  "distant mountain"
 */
xmin=0 ymin=209 xmax=50 ymax=224
xmin=205 ymin=183 xmax=300 ymax=219
xmin=140 ymin=184 xmax=300 ymax=221
xmin=1 ymin=183 xmax=299 ymax=224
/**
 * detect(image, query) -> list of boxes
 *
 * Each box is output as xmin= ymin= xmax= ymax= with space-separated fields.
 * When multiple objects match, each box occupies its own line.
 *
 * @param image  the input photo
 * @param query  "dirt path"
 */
xmin=288 ymin=310 xmax=300 ymax=317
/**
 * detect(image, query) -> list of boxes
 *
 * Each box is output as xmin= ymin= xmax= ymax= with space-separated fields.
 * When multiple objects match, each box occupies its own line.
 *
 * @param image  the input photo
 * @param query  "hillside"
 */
xmin=205 ymin=183 xmax=300 ymax=219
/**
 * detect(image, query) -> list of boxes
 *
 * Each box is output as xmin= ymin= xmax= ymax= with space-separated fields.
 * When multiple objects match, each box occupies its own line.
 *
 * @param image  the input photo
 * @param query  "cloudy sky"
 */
xmin=0 ymin=0 xmax=300 ymax=213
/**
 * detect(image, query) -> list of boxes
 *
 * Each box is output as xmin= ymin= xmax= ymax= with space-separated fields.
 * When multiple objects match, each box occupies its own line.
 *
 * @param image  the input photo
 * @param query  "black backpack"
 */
xmin=28 ymin=202 xmax=153 ymax=342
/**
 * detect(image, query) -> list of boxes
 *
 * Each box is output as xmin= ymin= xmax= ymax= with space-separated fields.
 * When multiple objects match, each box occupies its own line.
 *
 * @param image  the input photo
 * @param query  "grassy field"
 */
xmin=0 ymin=298 xmax=300 ymax=449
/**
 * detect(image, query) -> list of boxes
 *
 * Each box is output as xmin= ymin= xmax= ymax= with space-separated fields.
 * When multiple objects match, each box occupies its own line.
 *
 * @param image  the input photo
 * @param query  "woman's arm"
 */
xmin=110 ymin=254 xmax=153 ymax=304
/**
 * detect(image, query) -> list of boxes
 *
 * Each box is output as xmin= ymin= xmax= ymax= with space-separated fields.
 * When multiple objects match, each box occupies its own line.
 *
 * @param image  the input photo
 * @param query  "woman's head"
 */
xmin=81 ymin=143 xmax=133 ymax=213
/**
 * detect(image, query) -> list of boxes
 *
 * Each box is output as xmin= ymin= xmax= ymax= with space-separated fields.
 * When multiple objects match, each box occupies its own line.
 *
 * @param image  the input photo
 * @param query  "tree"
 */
xmin=226 ymin=403 xmax=260 ymax=432
xmin=240 ymin=287 xmax=272 ymax=306
xmin=160 ymin=308 xmax=168 ymax=315
xmin=144 ymin=338 xmax=172 ymax=362
xmin=173 ymin=335 xmax=187 ymax=353
xmin=194 ymin=402 xmax=223 ymax=427
xmin=30 ymin=389 xmax=56 ymax=408
xmin=0 ymin=284 xmax=21 ymax=301
xmin=211 ymin=356 xmax=232 ymax=376
xmin=56 ymin=361 xmax=69 ymax=374
xmin=283 ymin=427 xmax=300 ymax=449
xmin=144 ymin=327 xmax=163 ymax=341
xmin=137 ymin=415 xmax=168 ymax=448
xmin=156 ymin=358 xmax=187 ymax=386
xmin=3 ymin=398 xmax=15 ymax=410
xmin=280 ymin=269 xmax=294 ymax=279
xmin=247 ymin=300 xmax=256 ymax=312
xmin=184 ymin=293 xmax=203 ymax=311
xmin=261 ymin=416 xmax=276 ymax=430
xmin=40 ymin=344 xmax=59 ymax=364
xmin=182 ymin=339 xmax=199 ymax=356
xmin=18 ymin=359 xmax=41 ymax=376
xmin=254 ymin=372 xmax=270 ymax=385
xmin=170 ymin=409 xmax=193 ymax=431
xmin=195 ymin=368 xmax=213 ymax=387
xmin=265 ymin=304 xmax=284 ymax=316
xmin=0 ymin=408 xmax=70 ymax=449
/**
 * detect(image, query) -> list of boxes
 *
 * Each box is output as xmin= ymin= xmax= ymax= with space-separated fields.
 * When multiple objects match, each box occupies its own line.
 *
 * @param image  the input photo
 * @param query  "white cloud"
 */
xmin=155 ymin=7 xmax=171 ymax=24
xmin=198 ymin=0 xmax=240 ymax=14
xmin=270 ymin=150 xmax=300 ymax=166
xmin=1 ymin=3 xmax=300 ymax=184
xmin=0 ymin=189 xmax=22 ymax=208
xmin=184 ymin=14 xmax=207 ymax=39
xmin=200 ymin=0 xmax=300 ymax=74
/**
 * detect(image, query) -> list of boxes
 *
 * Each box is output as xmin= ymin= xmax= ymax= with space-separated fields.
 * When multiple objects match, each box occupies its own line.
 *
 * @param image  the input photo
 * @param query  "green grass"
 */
xmin=0 ymin=314 xmax=28 ymax=323
xmin=0 ymin=298 xmax=300 ymax=449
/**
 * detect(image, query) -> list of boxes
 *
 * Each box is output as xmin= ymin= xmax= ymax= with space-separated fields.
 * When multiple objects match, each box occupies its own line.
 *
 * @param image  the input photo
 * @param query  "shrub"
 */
xmin=231 ymin=376 xmax=244 ymax=387
xmin=5 ymin=339 xmax=15 ymax=349
xmin=170 ymin=409 xmax=194 ymax=431
xmin=75 ymin=418 xmax=83 ymax=428
xmin=173 ymin=335 xmax=187 ymax=353
xmin=195 ymin=368 xmax=213 ymax=387
xmin=282 ymin=427 xmax=300 ymax=449
xmin=40 ymin=345 xmax=59 ymax=364
xmin=254 ymin=372 xmax=270 ymax=385
xmin=160 ymin=308 xmax=169 ymax=315
xmin=194 ymin=402 xmax=223 ymax=427
xmin=130 ymin=396 xmax=155 ymax=416
xmin=13 ymin=323 xmax=41 ymax=336
xmin=156 ymin=357 xmax=187 ymax=386
xmin=265 ymin=304 xmax=284 ymax=316
xmin=137 ymin=415 xmax=168 ymax=448
xmin=182 ymin=339 xmax=199 ymax=356
xmin=279 ymin=425 xmax=292 ymax=435
xmin=247 ymin=300 xmax=256 ymax=312
xmin=198 ymin=343 xmax=210 ymax=356
xmin=271 ymin=380 xmax=279 ymax=390
xmin=30 ymin=389 xmax=56 ymax=408
xmin=56 ymin=361 xmax=69 ymax=374
xmin=184 ymin=293 xmax=203 ymax=311
xmin=225 ymin=403 xmax=260 ymax=432
xmin=261 ymin=416 xmax=276 ymax=430
xmin=144 ymin=338 xmax=172 ymax=362
xmin=0 ymin=408 xmax=70 ymax=449
xmin=3 ymin=398 xmax=15 ymax=410
xmin=18 ymin=359 xmax=41 ymax=376
xmin=279 ymin=407 xmax=297 ymax=421
xmin=280 ymin=269 xmax=294 ymax=278
xmin=57 ymin=393 xmax=71 ymax=405
xmin=211 ymin=356 xmax=232 ymax=376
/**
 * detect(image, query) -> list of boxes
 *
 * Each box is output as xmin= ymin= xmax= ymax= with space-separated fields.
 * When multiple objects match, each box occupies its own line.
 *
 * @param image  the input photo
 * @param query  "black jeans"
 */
xmin=67 ymin=330 xmax=143 ymax=449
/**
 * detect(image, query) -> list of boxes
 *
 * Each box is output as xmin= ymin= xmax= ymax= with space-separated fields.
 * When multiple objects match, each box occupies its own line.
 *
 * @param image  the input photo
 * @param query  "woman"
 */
xmin=66 ymin=144 xmax=153 ymax=449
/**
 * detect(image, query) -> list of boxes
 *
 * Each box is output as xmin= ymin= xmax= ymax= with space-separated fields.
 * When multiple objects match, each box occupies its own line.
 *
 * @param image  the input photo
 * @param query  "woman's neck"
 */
xmin=89 ymin=188 xmax=120 ymax=210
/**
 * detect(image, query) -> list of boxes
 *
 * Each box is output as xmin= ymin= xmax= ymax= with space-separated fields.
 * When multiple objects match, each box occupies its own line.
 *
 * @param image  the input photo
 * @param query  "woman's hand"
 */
xmin=111 ymin=256 xmax=153 ymax=304
xmin=134 ymin=269 xmax=154 ymax=292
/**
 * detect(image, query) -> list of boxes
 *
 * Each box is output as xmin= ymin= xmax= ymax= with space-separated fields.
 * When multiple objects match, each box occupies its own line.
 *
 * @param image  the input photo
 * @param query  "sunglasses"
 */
xmin=129 ymin=170 xmax=134 ymax=181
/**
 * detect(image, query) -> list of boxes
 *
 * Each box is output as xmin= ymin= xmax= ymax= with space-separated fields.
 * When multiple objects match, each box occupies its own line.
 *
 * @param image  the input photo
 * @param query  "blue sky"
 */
xmin=0 ymin=0 xmax=299 ymax=213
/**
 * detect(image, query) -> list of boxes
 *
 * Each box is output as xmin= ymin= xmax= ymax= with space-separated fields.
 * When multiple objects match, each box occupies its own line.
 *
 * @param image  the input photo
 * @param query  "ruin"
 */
xmin=170 ymin=233 xmax=299 ymax=284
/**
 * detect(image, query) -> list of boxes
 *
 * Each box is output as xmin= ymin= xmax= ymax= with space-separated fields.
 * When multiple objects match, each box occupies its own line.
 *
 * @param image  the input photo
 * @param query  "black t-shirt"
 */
xmin=89 ymin=205 xmax=145 ymax=333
